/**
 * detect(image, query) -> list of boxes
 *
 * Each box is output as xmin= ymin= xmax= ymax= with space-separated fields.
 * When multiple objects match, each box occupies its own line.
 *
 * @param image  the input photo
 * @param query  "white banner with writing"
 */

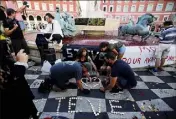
xmin=122 ymin=45 xmax=176 ymax=68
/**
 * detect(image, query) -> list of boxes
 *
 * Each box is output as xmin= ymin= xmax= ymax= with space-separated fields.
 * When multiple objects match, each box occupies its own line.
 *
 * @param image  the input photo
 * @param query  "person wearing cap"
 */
xmin=3 ymin=8 xmax=29 ymax=55
xmin=49 ymin=61 xmax=91 ymax=94
xmin=153 ymin=21 xmax=176 ymax=72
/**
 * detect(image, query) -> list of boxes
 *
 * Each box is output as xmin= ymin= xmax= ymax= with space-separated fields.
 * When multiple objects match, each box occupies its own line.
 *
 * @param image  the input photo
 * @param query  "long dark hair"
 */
xmin=76 ymin=47 xmax=88 ymax=60
xmin=99 ymin=42 xmax=109 ymax=50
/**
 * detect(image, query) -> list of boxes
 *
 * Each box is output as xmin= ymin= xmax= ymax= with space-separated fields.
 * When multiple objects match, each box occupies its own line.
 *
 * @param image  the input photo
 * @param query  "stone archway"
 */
xmin=29 ymin=15 xmax=34 ymax=21
xmin=37 ymin=15 xmax=42 ymax=21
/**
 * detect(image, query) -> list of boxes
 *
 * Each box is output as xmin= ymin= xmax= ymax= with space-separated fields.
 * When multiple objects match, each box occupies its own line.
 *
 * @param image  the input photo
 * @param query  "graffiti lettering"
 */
xmin=66 ymin=48 xmax=99 ymax=60
xmin=123 ymin=58 xmax=141 ymax=64
xmin=166 ymin=56 xmax=175 ymax=61
xmin=139 ymin=46 xmax=156 ymax=54
xmin=144 ymin=57 xmax=155 ymax=64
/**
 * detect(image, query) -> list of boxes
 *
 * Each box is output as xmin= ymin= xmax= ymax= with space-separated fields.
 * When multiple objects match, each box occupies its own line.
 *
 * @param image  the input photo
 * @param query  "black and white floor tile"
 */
xmin=24 ymin=65 xmax=176 ymax=119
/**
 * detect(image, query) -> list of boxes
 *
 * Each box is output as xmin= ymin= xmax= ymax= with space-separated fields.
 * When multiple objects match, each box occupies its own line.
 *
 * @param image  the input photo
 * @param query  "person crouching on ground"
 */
xmin=41 ymin=61 xmax=91 ymax=94
xmin=153 ymin=21 xmax=176 ymax=72
xmin=75 ymin=47 xmax=99 ymax=77
xmin=99 ymin=41 xmax=126 ymax=60
xmin=99 ymin=52 xmax=137 ymax=93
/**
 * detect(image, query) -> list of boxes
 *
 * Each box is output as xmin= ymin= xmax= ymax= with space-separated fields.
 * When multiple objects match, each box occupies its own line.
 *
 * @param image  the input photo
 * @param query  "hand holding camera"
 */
xmin=23 ymin=1 xmax=29 ymax=8
xmin=16 ymin=49 xmax=28 ymax=63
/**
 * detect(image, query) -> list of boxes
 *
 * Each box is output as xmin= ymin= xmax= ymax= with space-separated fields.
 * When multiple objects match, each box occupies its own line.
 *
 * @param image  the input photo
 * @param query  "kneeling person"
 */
xmin=50 ymin=61 xmax=91 ymax=93
xmin=100 ymin=52 xmax=137 ymax=92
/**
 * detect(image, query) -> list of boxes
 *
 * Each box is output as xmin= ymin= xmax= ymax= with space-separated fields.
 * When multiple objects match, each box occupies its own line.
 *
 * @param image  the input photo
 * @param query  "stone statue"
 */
xmin=118 ymin=13 xmax=157 ymax=40
xmin=127 ymin=18 xmax=135 ymax=27
xmin=55 ymin=7 xmax=76 ymax=37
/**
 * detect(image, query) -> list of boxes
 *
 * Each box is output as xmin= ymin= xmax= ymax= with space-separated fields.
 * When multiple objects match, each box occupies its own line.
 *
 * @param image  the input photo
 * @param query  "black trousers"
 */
xmin=11 ymin=39 xmax=30 ymax=55
xmin=35 ymin=34 xmax=62 ymax=65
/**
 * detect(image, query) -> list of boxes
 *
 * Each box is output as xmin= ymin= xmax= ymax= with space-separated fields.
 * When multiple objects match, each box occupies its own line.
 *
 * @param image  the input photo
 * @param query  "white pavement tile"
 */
xmin=134 ymin=72 xmax=138 ymax=76
xmin=69 ymin=78 xmax=76 ymax=83
xmin=132 ymin=81 xmax=149 ymax=89
xmin=105 ymin=89 xmax=134 ymax=101
xmin=39 ymin=112 xmax=74 ymax=119
xmin=151 ymin=89 xmax=176 ymax=98
xmin=162 ymin=67 xmax=176 ymax=72
xmin=75 ymin=97 xmax=106 ymax=112
xmin=28 ymin=66 xmax=41 ymax=71
xmin=136 ymin=99 xmax=173 ymax=112
xmin=140 ymin=76 xmax=164 ymax=83
xmin=167 ymin=83 xmax=176 ymax=89
xmin=25 ymin=74 xmax=39 ymax=80
xmin=151 ymin=71 xmax=171 ymax=76
xmin=133 ymin=68 xmax=148 ymax=71
xmin=30 ymin=79 xmax=43 ymax=88
xmin=108 ymin=112 xmax=145 ymax=119
xmin=41 ymin=72 xmax=50 ymax=75
xmin=48 ymin=89 xmax=77 ymax=98
xmin=33 ymin=99 xmax=47 ymax=112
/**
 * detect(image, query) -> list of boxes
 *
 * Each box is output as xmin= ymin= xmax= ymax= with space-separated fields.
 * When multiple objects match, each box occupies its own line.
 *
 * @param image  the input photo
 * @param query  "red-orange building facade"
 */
xmin=100 ymin=0 xmax=176 ymax=24
xmin=1 ymin=0 xmax=81 ymax=29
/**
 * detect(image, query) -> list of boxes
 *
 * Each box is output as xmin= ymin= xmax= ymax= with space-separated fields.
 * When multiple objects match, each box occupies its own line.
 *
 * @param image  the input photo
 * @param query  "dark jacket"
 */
xmin=0 ymin=40 xmax=37 ymax=119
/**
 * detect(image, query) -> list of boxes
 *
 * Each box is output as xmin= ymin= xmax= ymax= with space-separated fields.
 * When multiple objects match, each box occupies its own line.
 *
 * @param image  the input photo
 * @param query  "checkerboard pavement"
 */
xmin=25 ymin=65 xmax=176 ymax=119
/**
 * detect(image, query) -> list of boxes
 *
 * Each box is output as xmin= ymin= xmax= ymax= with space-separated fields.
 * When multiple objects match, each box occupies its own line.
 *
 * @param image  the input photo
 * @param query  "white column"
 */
xmin=26 ymin=17 xmax=31 ymax=30
xmin=34 ymin=16 xmax=38 ymax=25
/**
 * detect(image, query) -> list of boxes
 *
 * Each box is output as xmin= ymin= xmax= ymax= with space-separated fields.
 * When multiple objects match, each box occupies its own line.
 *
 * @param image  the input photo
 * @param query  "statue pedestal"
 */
xmin=84 ymin=30 xmax=105 ymax=36
xmin=75 ymin=18 xmax=120 ymax=36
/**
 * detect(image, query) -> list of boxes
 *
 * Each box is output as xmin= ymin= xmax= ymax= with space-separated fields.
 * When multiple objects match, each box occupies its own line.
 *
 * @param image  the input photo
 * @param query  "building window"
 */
xmin=116 ymin=16 xmax=121 ymax=20
xmin=116 ymin=5 xmax=121 ymax=12
xmin=34 ymin=2 xmax=40 ymax=10
xmin=29 ymin=15 xmax=34 ymax=21
xmin=163 ymin=15 xmax=169 ymax=21
xmin=123 ymin=5 xmax=128 ymax=12
xmin=138 ymin=5 xmax=144 ymax=12
xmin=156 ymin=4 xmax=163 ymax=11
xmin=124 ymin=0 xmax=129 ymax=3
xmin=132 ymin=0 xmax=136 ymax=3
xmin=37 ymin=16 xmax=42 ymax=21
xmin=27 ymin=1 xmax=32 ymax=9
xmin=49 ymin=4 xmax=54 ymax=11
xmin=42 ymin=3 xmax=47 ymax=11
xmin=17 ymin=1 xmax=23 ymax=8
xmin=69 ymin=4 xmax=73 ymax=12
xmin=122 ymin=16 xmax=126 ymax=22
xmin=155 ymin=16 xmax=159 ymax=21
xmin=103 ymin=0 xmax=106 ymax=3
xmin=56 ymin=4 xmax=60 ymax=9
xmin=103 ymin=5 xmax=107 ymax=12
xmin=63 ymin=4 xmax=67 ymax=11
xmin=117 ymin=1 xmax=121 ymax=3
xmin=110 ymin=0 xmax=114 ymax=4
xmin=140 ymin=0 xmax=145 ymax=2
xmin=165 ymin=2 xmax=174 ymax=11
xmin=109 ymin=6 xmax=113 ymax=12
xmin=146 ymin=4 xmax=153 ymax=12
xmin=22 ymin=15 xmax=26 ymax=20
xmin=131 ymin=5 xmax=136 ymax=12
